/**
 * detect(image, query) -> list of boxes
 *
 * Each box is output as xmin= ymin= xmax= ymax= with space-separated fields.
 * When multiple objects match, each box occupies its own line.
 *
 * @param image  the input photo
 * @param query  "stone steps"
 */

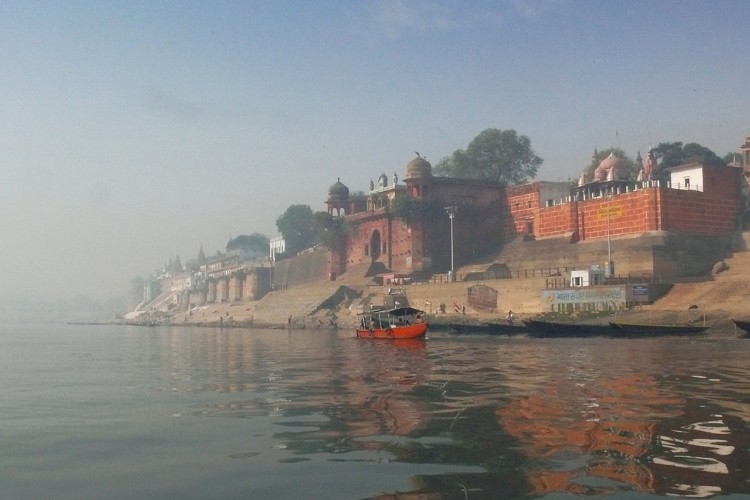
xmin=170 ymin=231 xmax=750 ymax=325
xmin=651 ymin=245 xmax=750 ymax=314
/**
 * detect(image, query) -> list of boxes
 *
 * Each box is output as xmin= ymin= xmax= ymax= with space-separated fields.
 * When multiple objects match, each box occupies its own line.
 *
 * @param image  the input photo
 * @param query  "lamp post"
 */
xmin=445 ymin=205 xmax=458 ymax=282
xmin=268 ymin=247 xmax=276 ymax=291
xmin=605 ymin=192 xmax=614 ymax=278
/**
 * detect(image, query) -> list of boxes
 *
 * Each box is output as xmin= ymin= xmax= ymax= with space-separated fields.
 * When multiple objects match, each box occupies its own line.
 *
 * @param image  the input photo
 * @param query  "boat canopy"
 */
xmin=359 ymin=307 xmax=424 ymax=317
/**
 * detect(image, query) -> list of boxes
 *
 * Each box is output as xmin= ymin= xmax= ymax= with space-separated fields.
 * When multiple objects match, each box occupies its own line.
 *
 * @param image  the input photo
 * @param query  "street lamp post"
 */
xmin=445 ymin=205 xmax=458 ymax=282
xmin=605 ymin=192 xmax=614 ymax=278
xmin=268 ymin=248 xmax=276 ymax=291
xmin=607 ymin=202 xmax=611 ymax=264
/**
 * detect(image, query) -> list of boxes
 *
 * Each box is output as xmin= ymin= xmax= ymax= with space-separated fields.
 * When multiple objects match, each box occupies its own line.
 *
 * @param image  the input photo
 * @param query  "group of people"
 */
xmin=359 ymin=313 xmax=422 ymax=330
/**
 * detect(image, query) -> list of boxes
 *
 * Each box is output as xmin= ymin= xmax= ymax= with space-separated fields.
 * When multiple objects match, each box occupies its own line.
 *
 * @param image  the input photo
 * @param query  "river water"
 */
xmin=3 ymin=323 xmax=750 ymax=499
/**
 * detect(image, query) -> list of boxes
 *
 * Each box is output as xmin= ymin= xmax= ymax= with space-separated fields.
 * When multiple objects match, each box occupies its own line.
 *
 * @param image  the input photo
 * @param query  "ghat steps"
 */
xmin=170 ymin=231 xmax=750 ymax=326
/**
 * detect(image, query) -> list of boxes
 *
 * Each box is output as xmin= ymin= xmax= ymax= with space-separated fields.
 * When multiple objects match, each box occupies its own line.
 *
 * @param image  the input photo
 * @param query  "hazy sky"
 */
xmin=2 ymin=0 xmax=748 ymax=301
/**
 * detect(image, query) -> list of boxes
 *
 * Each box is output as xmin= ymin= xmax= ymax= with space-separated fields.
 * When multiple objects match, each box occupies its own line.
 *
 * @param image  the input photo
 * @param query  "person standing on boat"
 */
xmin=506 ymin=310 xmax=515 ymax=324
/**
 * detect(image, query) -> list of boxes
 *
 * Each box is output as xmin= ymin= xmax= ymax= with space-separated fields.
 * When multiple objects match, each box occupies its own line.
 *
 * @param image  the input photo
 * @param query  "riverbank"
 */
xmin=98 ymin=304 xmax=750 ymax=339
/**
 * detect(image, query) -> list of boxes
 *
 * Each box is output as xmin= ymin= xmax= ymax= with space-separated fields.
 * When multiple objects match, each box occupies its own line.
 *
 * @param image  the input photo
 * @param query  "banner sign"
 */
xmin=542 ymin=287 xmax=626 ymax=305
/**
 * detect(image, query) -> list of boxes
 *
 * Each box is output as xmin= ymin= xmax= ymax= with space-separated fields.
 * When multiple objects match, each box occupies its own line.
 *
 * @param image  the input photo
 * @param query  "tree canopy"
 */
xmin=583 ymin=148 xmax=637 ymax=182
xmin=391 ymin=193 xmax=447 ymax=226
xmin=276 ymin=204 xmax=315 ymax=254
xmin=650 ymin=142 xmax=726 ymax=182
xmin=312 ymin=211 xmax=353 ymax=251
xmin=433 ymin=128 xmax=542 ymax=185
xmin=226 ymin=233 xmax=269 ymax=254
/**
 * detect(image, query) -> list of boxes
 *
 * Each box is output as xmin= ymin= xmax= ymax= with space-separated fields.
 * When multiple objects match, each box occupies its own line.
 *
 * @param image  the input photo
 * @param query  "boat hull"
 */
xmin=449 ymin=322 xmax=528 ymax=335
xmin=733 ymin=319 xmax=750 ymax=336
xmin=608 ymin=322 xmax=708 ymax=336
xmin=356 ymin=322 xmax=428 ymax=339
xmin=448 ymin=323 xmax=492 ymax=334
xmin=486 ymin=322 xmax=529 ymax=335
xmin=523 ymin=319 xmax=612 ymax=338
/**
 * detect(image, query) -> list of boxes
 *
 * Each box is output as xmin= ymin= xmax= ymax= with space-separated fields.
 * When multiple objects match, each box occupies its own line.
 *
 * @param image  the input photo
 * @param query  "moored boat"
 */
xmin=485 ymin=321 xmax=529 ymax=335
xmin=357 ymin=307 xmax=428 ymax=340
xmin=608 ymin=322 xmax=708 ymax=336
xmin=448 ymin=321 xmax=528 ymax=335
xmin=448 ymin=322 xmax=493 ymax=334
xmin=523 ymin=319 xmax=612 ymax=338
xmin=732 ymin=319 xmax=750 ymax=336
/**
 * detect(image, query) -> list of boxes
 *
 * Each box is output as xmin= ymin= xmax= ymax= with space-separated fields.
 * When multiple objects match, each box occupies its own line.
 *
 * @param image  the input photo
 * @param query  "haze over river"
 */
xmin=3 ymin=323 xmax=750 ymax=499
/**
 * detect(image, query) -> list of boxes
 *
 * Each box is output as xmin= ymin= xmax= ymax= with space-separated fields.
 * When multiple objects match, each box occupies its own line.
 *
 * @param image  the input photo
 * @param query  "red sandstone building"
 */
xmin=326 ymin=144 xmax=747 ymax=281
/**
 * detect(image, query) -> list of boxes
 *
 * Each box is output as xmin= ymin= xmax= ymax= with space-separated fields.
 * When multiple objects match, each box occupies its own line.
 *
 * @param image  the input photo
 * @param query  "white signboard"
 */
xmin=542 ymin=287 xmax=626 ymax=305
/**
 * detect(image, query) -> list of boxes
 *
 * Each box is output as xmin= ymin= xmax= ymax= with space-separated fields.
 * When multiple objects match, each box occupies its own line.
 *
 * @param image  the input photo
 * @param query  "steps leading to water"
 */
xmin=165 ymin=230 xmax=750 ymax=326
xmin=650 ymin=245 xmax=750 ymax=314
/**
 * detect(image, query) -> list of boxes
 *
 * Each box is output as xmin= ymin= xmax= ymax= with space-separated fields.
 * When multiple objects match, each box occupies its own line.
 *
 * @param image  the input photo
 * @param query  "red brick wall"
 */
xmin=503 ymin=183 xmax=541 ymax=238
xmin=575 ymin=191 xmax=656 ymax=241
xmin=536 ymin=183 xmax=740 ymax=241
xmin=537 ymin=202 xmax=578 ymax=239
xmin=658 ymin=188 xmax=739 ymax=234
xmin=335 ymin=167 xmax=741 ymax=276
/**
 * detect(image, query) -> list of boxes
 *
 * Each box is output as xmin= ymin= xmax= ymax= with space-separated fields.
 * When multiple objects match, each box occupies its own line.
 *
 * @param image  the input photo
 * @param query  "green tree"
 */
xmin=650 ymin=142 xmax=726 ymax=183
xmin=434 ymin=128 xmax=542 ymax=185
xmin=276 ymin=204 xmax=315 ymax=254
xmin=582 ymin=148 xmax=637 ymax=182
xmin=226 ymin=233 xmax=269 ymax=254
xmin=391 ymin=193 xmax=447 ymax=225
xmin=312 ymin=211 xmax=353 ymax=250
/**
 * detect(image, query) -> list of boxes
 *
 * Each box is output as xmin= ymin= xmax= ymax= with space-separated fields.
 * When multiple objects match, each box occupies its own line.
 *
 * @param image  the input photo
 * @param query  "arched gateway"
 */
xmin=369 ymin=230 xmax=381 ymax=261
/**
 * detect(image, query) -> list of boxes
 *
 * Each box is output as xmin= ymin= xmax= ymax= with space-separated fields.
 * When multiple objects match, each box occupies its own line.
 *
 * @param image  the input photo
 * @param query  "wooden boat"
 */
xmin=357 ymin=307 xmax=428 ymax=339
xmin=449 ymin=321 xmax=528 ymax=335
xmin=732 ymin=319 xmax=750 ymax=335
xmin=608 ymin=322 xmax=708 ymax=336
xmin=448 ymin=322 xmax=493 ymax=334
xmin=485 ymin=321 xmax=529 ymax=335
xmin=523 ymin=319 xmax=612 ymax=338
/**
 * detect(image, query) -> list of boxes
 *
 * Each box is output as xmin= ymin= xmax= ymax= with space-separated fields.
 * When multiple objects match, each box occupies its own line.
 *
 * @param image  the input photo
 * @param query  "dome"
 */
xmin=594 ymin=152 xmax=622 ymax=182
xmin=598 ymin=152 xmax=622 ymax=171
xmin=405 ymin=155 xmax=432 ymax=180
xmin=328 ymin=178 xmax=349 ymax=200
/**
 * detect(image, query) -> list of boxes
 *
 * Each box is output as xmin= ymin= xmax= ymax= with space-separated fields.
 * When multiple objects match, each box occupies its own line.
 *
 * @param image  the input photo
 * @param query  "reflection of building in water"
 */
xmin=496 ymin=374 xmax=750 ymax=496
xmin=323 ymin=340 xmax=430 ymax=439
xmin=649 ymin=402 xmax=750 ymax=497
xmin=165 ymin=329 xmax=432 ymax=450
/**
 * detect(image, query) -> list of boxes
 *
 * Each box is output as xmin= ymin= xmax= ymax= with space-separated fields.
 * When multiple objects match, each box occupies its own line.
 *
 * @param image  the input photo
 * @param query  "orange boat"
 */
xmin=356 ymin=307 xmax=428 ymax=339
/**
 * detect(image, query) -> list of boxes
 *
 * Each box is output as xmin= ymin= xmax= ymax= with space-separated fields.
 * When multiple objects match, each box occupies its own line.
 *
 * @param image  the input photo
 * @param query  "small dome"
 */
xmin=594 ymin=152 xmax=622 ymax=182
xmin=405 ymin=155 xmax=432 ymax=180
xmin=328 ymin=178 xmax=349 ymax=200
xmin=598 ymin=152 xmax=622 ymax=171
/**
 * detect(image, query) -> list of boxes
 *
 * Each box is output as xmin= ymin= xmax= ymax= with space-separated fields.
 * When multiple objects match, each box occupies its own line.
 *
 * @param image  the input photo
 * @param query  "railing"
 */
xmin=414 ymin=269 xmax=687 ymax=287
xmin=424 ymin=266 xmax=577 ymax=284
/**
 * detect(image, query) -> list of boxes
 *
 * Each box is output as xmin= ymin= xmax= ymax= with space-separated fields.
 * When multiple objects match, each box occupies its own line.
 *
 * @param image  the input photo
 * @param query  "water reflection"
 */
xmin=164 ymin=329 xmax=750 ymax=498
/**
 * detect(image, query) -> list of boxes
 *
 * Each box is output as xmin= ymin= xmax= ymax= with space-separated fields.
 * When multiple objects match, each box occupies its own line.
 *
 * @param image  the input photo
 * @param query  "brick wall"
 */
xmin=537 ymin=202 xmax=577 ymax=239
xmin=335 ymin=166 xmax=741 ymax=277
xmin=658 ymin=188 xmax=739 ymax=234
xmin=536 ymin=183 xmax=740 ymax=242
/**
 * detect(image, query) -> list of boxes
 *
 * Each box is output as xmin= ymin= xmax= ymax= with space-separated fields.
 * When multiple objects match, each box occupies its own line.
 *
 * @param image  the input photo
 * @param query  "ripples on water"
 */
xmin=2 ymin=324 xmax=750 ymax=499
